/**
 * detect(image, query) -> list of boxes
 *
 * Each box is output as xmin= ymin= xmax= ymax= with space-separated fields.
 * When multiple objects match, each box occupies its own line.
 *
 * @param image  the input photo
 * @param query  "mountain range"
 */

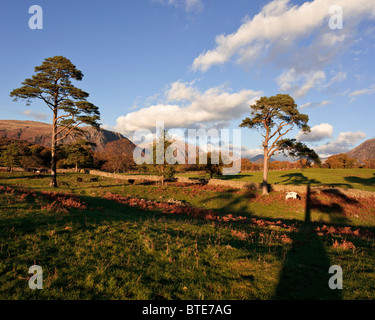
xmin=248 ymin=154 xmax=285 ymax=163
xmin=346 ymin=138 xmax=375 ymax=162
xmin=0 ymin=120 xmax=374 ymax=162
xmin=0 ymin=120 xmax=133 ymax=152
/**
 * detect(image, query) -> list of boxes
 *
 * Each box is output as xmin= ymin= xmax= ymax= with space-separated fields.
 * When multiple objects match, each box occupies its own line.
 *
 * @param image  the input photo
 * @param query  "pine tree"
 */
xmin=59 ymin=139 xmax=95 ymax=172
xmin=200 ymin=151 xmax=223 ymax=178
xmin=240 ymin=94 xmax=320 ymax=195
xmin=0 ymin=143 xmax=21 ymax=173
xmin=10 ymin=56 xmax=100 ymax=187
xmin=151 ymin=130 xmax=176 ymax=185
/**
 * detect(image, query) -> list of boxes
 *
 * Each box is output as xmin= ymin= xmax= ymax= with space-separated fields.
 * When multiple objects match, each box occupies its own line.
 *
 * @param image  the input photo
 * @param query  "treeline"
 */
xmin=0 ymin=138 xmax=51 ymax=172
xmin=241 ymin=154 xmax=375 ymax=171
xmin=1 ymin=137 xmax=375 ymax=173
xmin=0 ymin=138 xmax=138 ymax=173
xmin=323 ymin=153 xmax=375 ymax=169
xmin=240 ymin=158 xmax=316 ymax=171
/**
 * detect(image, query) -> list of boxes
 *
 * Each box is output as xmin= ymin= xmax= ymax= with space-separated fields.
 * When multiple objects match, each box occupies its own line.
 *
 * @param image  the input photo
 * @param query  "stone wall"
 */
xmin=89 ymin=170 xmax=163 ymax=182
xmin=87 ymin=170 xmax=375 ymax=198
xmin=207 ymin=179 xmax=262 ymax=190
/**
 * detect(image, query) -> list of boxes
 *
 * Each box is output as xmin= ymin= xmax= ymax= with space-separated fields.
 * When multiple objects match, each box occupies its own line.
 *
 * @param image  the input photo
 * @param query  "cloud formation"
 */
xmin=166 ymin=80 xmax=199 ymax=102
xmin=314 ymin=131 xmax=366 ymax=157
xmin=22 ymin=109 xmax=49 ymax=121
xmin=296 ymin=123 xmax=333 ymax=142
xmin=299 ymin=100 xmax=332 ymax=110
xmin=348 ymin=84 xmax=375 ymax=98
xmin=277 ymin=69 xmax=326 ymax=98
xmin=192 ymin=0 xmax=375 ymax=72
xmin=277 ymin=68 xmax=349 ymax=98
xmin=115 ymin=81 xmax=262 ymax=134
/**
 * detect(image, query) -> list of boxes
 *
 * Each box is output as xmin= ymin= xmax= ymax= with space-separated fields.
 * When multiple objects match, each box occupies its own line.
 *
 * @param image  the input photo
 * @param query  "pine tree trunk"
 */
xmin=262 ymin=148 xmax=269 ymax=195
xmin=50 ymin=109 xmax=58 ymax=187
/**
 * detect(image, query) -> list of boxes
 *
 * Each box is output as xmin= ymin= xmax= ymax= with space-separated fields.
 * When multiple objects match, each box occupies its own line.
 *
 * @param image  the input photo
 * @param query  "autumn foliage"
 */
xmin=0 ymin=185 xmax=86 ymax=212
xmin=95 ymin=139 xmax=136 ymax=173
xmin=325 ymin=153 xmax=358 ymax=169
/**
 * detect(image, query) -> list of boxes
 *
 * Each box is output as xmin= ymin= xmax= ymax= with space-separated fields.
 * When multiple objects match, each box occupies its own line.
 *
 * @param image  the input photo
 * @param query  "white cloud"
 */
xmin=299 ymin=102 xmax=313 ymax=109
xmin=314 ymin=131 xmax=366 ymax=157
xmin=240 ymin=146 xmax=264 ymax=159
xmin=277 ymin=68 xmax=326 ymax=98
xmin=322 ymin=71 xmax=347 ymax=88
xmin=192 ymin=0 xmax=375 ymax=72
xmin=277 ymin=68 xmax=348 ymax=98
xmin=166 ymin=80 xmax=199 ymax=102
xmin=318 ymin=33 xmax=347 ymax=47
xmin=115 ymin=81 xmax=262 ymax=134
xmin=348 ymin=84 xmax=375 ymax=98
xmin=299 ymin=100 xmax=332 ymax=110
xmin=22 ymin=109 xmax=49 ymax=121
xmin=296 ymin=123 xmax=333 ymax=142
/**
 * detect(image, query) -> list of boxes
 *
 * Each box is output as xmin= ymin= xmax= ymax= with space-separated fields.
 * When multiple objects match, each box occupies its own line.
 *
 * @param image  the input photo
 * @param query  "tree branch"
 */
xmin=55 ymin=122 xmax=83 ymax=143
xmin=54 ymin=113 xmax=73 ymax=126
xmin=36 ymin=94 xmax=54 ymax=111
xmin=268 ymin=115 xmax=296 ymax=141
xmin=267 ymin=126 xmax=294 ymax=159
xmin=56 ymin=93 xmax=72 ymax=104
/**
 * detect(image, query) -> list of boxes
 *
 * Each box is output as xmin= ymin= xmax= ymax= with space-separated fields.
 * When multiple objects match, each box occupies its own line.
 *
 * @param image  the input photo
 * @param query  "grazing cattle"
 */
xmin=285 ymin=192 xmax=301 ymax=200
xmin=90 ymin=177 xmax=98 ymax=182
xmin=128 ymin=179 xmax=135 ymax=185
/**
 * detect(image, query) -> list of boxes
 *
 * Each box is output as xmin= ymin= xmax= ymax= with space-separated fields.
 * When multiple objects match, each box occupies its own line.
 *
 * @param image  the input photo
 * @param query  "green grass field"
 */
xmin=178 ymin=168 xmax=375 ymax=192
xmin=0 ymin=170 xmax=374 ymax=300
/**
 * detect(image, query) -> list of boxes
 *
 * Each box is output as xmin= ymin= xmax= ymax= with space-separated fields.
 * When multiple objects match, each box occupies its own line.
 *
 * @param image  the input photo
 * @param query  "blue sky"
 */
xmin=1 ymin=0 xmax=375 ymax=158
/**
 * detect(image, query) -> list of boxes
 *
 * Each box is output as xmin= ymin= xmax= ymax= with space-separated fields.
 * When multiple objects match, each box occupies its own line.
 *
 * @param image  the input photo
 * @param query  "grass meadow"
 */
xmin=178 ymin=168 xmax=375 ymax=192
xmin=0 ymin=169 xmax=374 ymax=300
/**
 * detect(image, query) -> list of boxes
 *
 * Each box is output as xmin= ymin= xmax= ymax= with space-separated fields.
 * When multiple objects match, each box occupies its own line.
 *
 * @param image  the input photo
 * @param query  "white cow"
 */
xmin=285 ymin=192 xmax=301 ymax=200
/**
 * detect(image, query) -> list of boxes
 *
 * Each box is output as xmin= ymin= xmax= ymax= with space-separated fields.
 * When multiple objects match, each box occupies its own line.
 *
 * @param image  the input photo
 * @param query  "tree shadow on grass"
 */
xmin=1 ymin=179 xmax=371 ymax=300
xmin=279 ymin=172 xmax=353 ymax=189
xmin=344 ymin=173 xmax=375 ymax=188
xmin=308 ymin=188 xmax=360 ymax=226
xmin=216 ymin=174 xmax=254 ymax=181
xmin=197 ymin=174 xmax=363 ymax=299
xmin=0 ymin=174 xmax=48 ymax=180
xmin=201 ymin=188 xmax=258 ymax=216
xmin=0 ymin=186 xmax=268 ymax=300
xmin=279 ymin=172 xmax=321 ymax=185
xmin=274 ymin=184 xmax=345 ymax=300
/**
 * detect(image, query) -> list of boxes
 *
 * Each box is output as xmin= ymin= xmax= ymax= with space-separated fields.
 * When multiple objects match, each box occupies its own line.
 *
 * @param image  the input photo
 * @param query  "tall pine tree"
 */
xmin=240 ymin=94 xmax=320 ymax=195
xmin=10 ymin=56 xmax=100 ymax=187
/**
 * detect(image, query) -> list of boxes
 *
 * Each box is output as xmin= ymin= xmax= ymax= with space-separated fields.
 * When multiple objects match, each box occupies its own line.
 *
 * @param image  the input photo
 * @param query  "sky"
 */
xmin=1 ymin=0 xmax=375 ymax=159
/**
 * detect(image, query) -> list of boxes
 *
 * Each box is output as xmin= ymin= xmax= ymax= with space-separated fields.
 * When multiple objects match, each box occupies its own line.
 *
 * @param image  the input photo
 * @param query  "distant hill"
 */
xmin=248 ymin=152 xmax=315 ymax=163
xmin=249 ymin=154 xmax=277 ymax=163
xmin=137 ymin=139 xmax=205 ymax=164
xmin=0 ymin=120 xmax=134 ymax=152
xmin=346 ymin=138 xmax=375 ymax=162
